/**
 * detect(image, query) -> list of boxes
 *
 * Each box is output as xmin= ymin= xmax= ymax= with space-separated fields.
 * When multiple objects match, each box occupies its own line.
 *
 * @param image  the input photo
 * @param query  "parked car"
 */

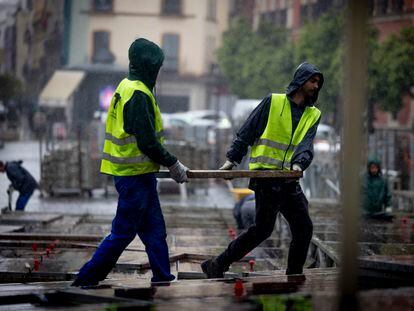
xmin=162 ymin=110 xmax=232 ymax=143
xmin=164 ymin=110 xmax=231 ymax=129
xmin=314 ymin=124 xmax=340 ymax=153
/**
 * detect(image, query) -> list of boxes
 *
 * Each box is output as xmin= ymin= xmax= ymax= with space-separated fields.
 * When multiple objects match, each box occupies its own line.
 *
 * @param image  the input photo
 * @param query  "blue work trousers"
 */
xmin=76 ymin=173 xmax=174 ymax=283
xmin=16 ymin=190 xmax=34 ymax=211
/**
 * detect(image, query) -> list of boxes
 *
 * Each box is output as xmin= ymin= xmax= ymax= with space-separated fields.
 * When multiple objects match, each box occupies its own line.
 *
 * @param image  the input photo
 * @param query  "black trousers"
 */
xmin=216 ymin=181 xmax=313 ymax=275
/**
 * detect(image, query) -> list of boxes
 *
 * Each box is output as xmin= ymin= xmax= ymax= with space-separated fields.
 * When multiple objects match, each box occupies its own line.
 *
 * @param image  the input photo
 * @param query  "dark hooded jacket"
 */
xmin=4 ymin=161 xmax=38 ymax=193
xmin=226 ymin=62 xmax=323 ymax=190
xmin=362 ymin=157 xmax=392 ymax=214
xmin=123 ymin=38 xmax=177 ymax=167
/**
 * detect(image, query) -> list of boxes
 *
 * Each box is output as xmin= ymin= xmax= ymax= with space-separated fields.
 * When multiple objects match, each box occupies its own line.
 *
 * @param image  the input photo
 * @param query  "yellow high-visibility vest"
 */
xmin=100 ymin=79 xmax=164 ymax=176
xmin=249 ymin=93 xmax=321 ymax=171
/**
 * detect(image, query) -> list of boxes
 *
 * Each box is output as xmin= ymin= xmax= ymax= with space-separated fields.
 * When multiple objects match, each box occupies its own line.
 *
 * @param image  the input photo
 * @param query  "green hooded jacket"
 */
xmin=362 ymin=157 xmax=392 ymax=214
xmin=123 ymin=38 xmax=177 ymax=167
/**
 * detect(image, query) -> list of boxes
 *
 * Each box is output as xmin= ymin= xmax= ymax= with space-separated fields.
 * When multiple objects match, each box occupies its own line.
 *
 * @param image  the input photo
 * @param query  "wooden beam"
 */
xmin=155 ymin=170 xmax=302 ymax=179
xmin=0 ymin=271 xmax=76 ymax=283
xmin=0 ymin=233 xmax=103 ymax=242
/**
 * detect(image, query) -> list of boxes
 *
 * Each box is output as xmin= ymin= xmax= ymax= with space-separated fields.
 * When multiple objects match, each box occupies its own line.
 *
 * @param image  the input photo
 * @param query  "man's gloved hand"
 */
xmin=168 ymin=161 xmax=189 ymax=183
xmin=219 ymin=160 xmax=236 ymax=170
xmin=292 ymin=164 xmax=302 ymax=171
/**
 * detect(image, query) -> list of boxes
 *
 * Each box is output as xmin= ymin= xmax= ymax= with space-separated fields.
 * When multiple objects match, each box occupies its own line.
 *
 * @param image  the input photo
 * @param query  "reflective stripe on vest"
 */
xmin=100 ymin=79 xmax=164 ymax=176
xmin=249 ymin=93 xmax=321 ymax=171
xmin=104 ymin=131 xmax=164 ymax=146
xmin=255 ymin=138 xmax=296 ymax=153
xmin=102 ymin=152 xmax=150 ymax=164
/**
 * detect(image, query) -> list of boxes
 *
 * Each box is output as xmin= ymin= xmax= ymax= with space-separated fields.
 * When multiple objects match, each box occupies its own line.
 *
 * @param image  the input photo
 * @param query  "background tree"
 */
xmin=295 ymin=10 xmax=344 ymax=116
xmin=217 ymin=18 xmax=294 ymax=99
xmin=0 ymin=74 xmax=23 ymax=128
xmin=370 ymin=27 xmax=414 ymax=116
xmin=218 ymin=10 xmax=414 ymax=125
xmin=0 ymin=74 xmax=22 ymax=105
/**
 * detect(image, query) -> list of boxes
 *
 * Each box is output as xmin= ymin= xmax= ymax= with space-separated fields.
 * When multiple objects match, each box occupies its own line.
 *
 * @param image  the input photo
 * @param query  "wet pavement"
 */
xmin=0 ymin=148 xmax=414 ymax=309
xmin=0 ymin=140 xmax=234 ymax=214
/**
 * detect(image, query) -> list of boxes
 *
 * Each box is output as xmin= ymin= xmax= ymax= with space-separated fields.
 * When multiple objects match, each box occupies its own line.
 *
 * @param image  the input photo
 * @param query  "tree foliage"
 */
xmin=295 ymin=11 xmax=345 ymax=114
xmin=370 ymin=27 xmax=414 ymax=115
xmin=217 ymin=18 xmax=295 ymax=99
xmin=0 ymin=74 xmax=22 ymax=104
xmin=217 ymin=9 xmax=414 ymax=117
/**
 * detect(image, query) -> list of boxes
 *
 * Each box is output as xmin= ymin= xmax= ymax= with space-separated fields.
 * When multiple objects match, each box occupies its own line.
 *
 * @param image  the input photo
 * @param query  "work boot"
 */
xmin=201 ymin=259 xmax=225 ymax=278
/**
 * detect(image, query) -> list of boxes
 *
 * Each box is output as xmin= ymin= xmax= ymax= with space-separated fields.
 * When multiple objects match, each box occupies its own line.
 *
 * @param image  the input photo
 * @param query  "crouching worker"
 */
xmin=72 ymin=38 xmax=189 ymax=287
xmin=0 ymin=160 xmax=38 ymax=211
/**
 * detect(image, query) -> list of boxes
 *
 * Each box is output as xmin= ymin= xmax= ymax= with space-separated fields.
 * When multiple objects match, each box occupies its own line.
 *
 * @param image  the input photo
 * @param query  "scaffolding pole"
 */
xmin=339 ymin=1 xmax=368 ymax=310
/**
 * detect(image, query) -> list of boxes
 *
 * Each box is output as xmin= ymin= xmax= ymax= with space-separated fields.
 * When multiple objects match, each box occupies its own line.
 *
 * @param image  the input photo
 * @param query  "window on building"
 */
xmin=92 ymin=31 xmax=115 ymax=64
xmin=93 ymin=0 xmax=113 ymax=12
xmin=266 ymin=9 xmax=287 ymax=27
xmin=207 ymin=0 xmax=217 ymax=21
xmin=377 ymin=0 xmax=389 ymax=15
xmin=161 ymin=0 xmax=182 ymax=16
xmin=392 ymin=0 xmax=404 ymax=13
xmin=368 ymin=0 xmax=375 ymax=16
xmin=206 ymin=36 xmax=216 ymax=72
xmin=300 ymin=4 xmax=314 ymax=25
xmin=162 ymin=34 xmax=179 ymax=72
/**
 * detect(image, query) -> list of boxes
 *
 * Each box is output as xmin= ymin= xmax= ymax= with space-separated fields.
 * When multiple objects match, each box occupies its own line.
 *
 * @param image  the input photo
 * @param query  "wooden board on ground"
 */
xmin=0 ymin=213 xmax=63 ymax=225
xmin=0 ymin=225 xmax=24 ymax=233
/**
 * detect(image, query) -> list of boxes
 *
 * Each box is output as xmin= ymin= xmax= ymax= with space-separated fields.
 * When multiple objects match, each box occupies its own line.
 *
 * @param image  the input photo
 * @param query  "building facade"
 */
xmin=62 ymin=0 xmax=231 ymax=126
xmin=251 ymin=0 xmax=344 ymax=39
xmin=0 ymin=0 xmax=64 ymax=139
xmin=369 ymin=0 xmax=414 ymax=42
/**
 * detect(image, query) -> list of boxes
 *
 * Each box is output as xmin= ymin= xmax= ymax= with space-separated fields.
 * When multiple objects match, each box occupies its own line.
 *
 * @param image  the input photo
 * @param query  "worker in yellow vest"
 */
xmin=202 ymin=62 xmax=323 ymax=278
xmin=72 ymin=38 xmax=188 ymax=287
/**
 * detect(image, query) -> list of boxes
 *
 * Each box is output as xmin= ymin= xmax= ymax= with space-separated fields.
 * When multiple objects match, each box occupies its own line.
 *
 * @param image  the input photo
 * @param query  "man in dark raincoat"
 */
xmin=201 ymin=62 xmax=323 ymax=278
xmin=362 ymin=156 xmax=392 ymax=219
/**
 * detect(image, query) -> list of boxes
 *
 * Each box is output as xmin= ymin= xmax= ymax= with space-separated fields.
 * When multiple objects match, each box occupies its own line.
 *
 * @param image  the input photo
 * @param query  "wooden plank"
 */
xmin=0 ymin=271 xmax=76 ymax=283
xmin=155 ymin=170 xmax=302 ymax=179
xmin=0 ymin=213 xmax=63 ymax=225
xmin=0 ymin=225 xmax=24 ymax=233
xmin=177 ymin=271 xmax=206 ymax=280
xmin=311 ymin=236 xmax=340 ymax=265
xmin=0 ymin=233 xmax=103 ymax=242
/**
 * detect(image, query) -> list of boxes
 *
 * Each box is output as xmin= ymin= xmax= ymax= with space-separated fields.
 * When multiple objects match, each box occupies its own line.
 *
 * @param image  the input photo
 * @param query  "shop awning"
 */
xmin=39 ymin=70 xmax=85 ymax=107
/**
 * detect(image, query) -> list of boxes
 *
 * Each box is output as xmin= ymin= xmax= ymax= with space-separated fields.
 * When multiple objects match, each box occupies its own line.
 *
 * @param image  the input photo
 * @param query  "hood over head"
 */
xmin=286 ymin=62 xmax=324 ymax=106
xmin=128 ymin=38 xmax=164 ymax=90
xmin=367 ymin=155 xmax=382 ymax=175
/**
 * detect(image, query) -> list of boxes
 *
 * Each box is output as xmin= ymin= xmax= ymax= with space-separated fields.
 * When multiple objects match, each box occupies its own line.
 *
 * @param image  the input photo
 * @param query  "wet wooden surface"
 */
xmin=0 ymin=202 xmax=414 ymax=309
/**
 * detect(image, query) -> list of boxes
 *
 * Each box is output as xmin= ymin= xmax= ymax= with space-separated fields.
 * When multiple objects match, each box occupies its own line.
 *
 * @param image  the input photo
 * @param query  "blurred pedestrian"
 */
xmin=201 ymin=62 xmax=323 ymax=278
xmin=72 ymin=38 xmax=189 ymax=287
xmin=0 ymin=160 xmax=38 ymax=211
xmin=362 ymin=156 xmax=392 ymax=220
xmin=233 ymin=193 xmax=255 ymax=230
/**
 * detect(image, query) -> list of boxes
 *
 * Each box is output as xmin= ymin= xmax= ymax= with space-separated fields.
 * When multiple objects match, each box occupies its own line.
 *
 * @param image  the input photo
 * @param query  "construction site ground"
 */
xmin=1 ymin=141 xmax=414 ymax=310
xmin=0 ymin=201 xmax=413 ymax=310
